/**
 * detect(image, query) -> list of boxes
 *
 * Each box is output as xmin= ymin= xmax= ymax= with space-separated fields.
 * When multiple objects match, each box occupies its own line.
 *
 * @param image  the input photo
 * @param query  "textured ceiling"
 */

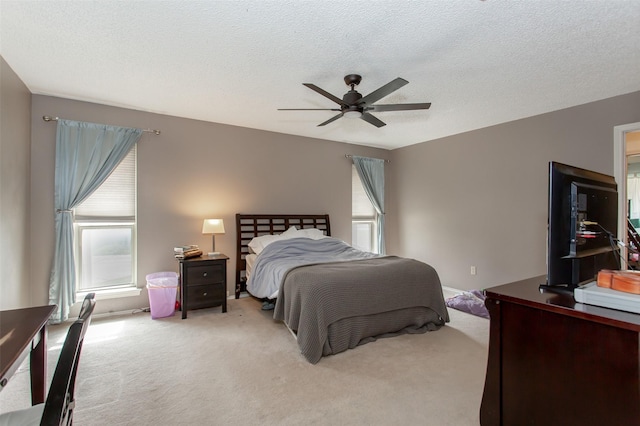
xmin=1 ymin=1 xmax=639 ymax=150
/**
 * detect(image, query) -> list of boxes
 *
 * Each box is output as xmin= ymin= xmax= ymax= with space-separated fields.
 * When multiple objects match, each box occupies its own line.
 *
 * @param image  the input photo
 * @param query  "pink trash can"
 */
xmin=146 ymin=272 xmax=178 ymax=319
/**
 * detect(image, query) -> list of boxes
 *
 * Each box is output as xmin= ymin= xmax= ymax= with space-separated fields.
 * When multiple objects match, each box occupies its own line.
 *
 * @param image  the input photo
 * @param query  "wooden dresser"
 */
xmin=480 ymin=275 xmax=640 ymax=425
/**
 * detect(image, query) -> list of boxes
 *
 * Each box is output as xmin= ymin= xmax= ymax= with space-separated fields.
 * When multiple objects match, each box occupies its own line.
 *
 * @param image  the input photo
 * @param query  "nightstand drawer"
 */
xmin=186 ymin=263 xmax=224 ymax=286
xmin=187 ymin=284 xmax=224 ymax=309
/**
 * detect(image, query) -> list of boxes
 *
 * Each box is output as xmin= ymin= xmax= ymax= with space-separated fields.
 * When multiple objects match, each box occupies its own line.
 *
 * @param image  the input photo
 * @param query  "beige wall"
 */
xmin=5 ymin=54 xmax=640 ymax=312
xmin=388 ymin=91 xmax=640 ymax=291
xmin=29 ymin=95 xmax=388 ymax=314
xmin=0 ymin=57 xmax=32 ymax=309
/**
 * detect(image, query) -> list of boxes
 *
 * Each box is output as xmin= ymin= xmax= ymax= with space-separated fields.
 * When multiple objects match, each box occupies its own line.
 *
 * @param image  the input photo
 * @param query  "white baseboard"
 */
xmin=442 ymin=285 xmax=464 ymax=294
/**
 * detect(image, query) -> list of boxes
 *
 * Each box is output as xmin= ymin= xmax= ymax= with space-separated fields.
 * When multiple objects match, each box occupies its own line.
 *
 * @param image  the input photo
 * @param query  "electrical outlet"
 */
xmin=470 ymin=266 xmax=477 ymax=275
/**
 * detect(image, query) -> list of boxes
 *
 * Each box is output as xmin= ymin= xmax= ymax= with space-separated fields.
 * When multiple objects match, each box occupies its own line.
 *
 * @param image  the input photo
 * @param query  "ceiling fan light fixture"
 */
xmin=343 ymin=110 xmax=362 ymax=119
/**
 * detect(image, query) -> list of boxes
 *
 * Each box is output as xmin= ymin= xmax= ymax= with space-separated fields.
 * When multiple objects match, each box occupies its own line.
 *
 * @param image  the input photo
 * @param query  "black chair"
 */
xmin=0 ymin=293 xmax=96 ymax=426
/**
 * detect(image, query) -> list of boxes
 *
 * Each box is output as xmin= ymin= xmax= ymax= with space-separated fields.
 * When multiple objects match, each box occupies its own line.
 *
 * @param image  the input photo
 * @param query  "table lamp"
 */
xmin=202 ymin=218 xmax=225 ymax=256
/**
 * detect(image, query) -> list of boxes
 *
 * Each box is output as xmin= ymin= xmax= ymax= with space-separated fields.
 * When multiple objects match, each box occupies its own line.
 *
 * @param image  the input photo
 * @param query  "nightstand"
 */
xmin=178 ymin=254 xmax=228 ymax=319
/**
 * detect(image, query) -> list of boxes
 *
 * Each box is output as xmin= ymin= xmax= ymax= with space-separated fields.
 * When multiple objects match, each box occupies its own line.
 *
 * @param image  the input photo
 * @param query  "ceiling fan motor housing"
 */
xmin=342 ymin=90 xmax=363 ymax=111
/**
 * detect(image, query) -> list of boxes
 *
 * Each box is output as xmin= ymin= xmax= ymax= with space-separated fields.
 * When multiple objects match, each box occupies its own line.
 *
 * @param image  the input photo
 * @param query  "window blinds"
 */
xmin=74 ymin=147 xmax=136 ymax=220
xmin=352 ymin=165 xmax=375 ymax=218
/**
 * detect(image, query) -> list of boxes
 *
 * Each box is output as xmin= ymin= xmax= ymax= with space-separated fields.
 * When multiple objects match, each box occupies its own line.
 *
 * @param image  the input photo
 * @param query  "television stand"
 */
xmin=538 ymin=282 xmax=576 ymax=296
xmin=480 ymin=275 xmax=640 ymax=425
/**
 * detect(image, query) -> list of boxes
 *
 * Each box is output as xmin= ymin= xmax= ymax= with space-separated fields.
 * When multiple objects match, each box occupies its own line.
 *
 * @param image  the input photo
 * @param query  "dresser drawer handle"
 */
xmin=203 ymin=292 xmax=208 ymax=296
xmin=203 ymin=272 xmax=208 ymax=277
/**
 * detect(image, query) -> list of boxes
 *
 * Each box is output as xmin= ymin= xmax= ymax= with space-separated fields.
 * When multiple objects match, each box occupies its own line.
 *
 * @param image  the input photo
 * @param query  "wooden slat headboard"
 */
xmin=234 ymin=213 xmax=331 ymax=298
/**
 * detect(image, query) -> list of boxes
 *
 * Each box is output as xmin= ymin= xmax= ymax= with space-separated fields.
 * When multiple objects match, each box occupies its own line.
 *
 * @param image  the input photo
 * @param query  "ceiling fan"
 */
xmin=278 ymin=74 xmax=431 ymax=128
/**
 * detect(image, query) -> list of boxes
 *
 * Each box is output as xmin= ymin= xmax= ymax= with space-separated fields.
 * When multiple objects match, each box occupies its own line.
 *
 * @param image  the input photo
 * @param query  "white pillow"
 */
xmin=282 ymin=226 xmax=299 ymax=237
xmin=248 ymin=234 xmax=282 ymax=255
xmin=247 ymin=226 xmax=327 ymax=255
xmin=297 ymin=228 xmax=326 ymax=240
xmin=247 ymin=226 xmax=298 ymax=255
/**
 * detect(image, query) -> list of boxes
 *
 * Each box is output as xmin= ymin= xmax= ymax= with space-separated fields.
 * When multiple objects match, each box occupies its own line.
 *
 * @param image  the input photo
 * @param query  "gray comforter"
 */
xmin=247 ymin=237 xmax=379 ymax=299
xmin=267 ymin=240 xmax=449 ymax=363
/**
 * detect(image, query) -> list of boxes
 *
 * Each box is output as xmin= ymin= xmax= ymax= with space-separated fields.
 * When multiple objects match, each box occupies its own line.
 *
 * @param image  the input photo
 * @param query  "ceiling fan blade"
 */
xmin=360 ymin=112 xmax=386 ymax=128
xmin=303 ymin=83 xmax=345 ymax=105
xmin=359 ymin=78 xmax=409 ymax=106
xmin=278 ymin=108 xmax=341 ymax=111
xmin=367 ymin=103 xmax=431 ymax=112
xmin=317 ymin=112 xmax=344 ymax=126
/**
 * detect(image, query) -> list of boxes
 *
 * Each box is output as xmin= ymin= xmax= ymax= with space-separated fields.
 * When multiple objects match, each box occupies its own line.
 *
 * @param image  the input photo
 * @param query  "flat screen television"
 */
xmin=541 ymin=161 xmax=619 ymax=293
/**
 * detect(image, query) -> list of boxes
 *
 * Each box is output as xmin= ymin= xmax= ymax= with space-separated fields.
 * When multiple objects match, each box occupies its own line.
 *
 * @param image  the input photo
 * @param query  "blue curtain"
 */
xmin=49 ymin=120 xmax=142 ymax=322
xmin=352 ymin=156 xmax=386 ymax=254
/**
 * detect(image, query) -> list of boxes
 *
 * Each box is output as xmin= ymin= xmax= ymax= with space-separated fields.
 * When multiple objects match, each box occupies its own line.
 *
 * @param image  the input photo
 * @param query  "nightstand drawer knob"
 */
xmin=203 ymin=292 xmax=208 ymax=296
xmin=203 ymin=272 xmax=208 ymax=277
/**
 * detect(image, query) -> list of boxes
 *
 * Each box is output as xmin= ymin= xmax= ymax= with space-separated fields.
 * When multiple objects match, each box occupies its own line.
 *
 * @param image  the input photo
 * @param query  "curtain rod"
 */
xmin=42 ymin=116 xmax=161 ymax=135
xmin=345 ymin=154 xmax=390 ymax=163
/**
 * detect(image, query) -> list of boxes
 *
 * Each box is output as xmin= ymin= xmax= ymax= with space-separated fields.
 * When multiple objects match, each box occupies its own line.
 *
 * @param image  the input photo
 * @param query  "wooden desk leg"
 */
xmin=29 ymin=325 xmax=48 ymax=405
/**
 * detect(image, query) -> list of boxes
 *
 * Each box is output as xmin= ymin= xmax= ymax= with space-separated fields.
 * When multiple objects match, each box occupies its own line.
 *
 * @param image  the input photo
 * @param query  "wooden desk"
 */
xmin=480 ymin=276 xmax=640 ymax=425
xmin=0 ymin=305 xmax=56 ymax=405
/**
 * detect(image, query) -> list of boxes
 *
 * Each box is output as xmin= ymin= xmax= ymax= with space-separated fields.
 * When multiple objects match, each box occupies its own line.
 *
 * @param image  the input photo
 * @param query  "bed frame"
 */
xmin=234 ymin=214 xmax=331 ymax=298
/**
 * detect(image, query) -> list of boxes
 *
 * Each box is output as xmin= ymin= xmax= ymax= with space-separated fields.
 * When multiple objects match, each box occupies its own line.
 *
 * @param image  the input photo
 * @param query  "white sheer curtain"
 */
xmin=49 ymin=120 xmax=142 ymax=322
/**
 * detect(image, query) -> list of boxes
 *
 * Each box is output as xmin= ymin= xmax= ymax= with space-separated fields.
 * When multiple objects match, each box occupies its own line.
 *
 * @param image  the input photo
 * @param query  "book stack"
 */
xmin=174 ymin=245 xmax=202 ymax=259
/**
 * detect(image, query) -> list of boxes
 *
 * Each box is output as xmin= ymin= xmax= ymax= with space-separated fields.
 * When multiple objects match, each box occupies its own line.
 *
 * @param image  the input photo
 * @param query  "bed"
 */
xmin=235 ymin=213 xmax=450 ymax=364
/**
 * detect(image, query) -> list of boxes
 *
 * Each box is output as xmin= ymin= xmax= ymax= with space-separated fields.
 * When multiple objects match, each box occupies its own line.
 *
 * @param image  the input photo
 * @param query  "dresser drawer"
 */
xmin=186 ymin=263 xmax=224 ymax=286
xmin=186 ymin=283 xmax=224 ymax=309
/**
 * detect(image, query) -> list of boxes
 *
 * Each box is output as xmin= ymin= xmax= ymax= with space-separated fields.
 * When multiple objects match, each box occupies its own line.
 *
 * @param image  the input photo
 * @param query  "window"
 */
xmin=74 ymin=146 xmax=136 ymax=292
xmin=352 ymin=165 xmax=378 ymax=253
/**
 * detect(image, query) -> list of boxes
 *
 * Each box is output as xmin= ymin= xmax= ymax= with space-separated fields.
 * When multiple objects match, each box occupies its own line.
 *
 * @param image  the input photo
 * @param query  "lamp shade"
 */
xmin=202 ymin=219 xmax=225 ymax=234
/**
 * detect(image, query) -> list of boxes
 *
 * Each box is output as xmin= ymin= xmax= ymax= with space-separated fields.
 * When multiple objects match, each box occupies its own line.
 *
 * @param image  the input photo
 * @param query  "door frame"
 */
xmin=613 ymin=122 xmax=640 ymax=268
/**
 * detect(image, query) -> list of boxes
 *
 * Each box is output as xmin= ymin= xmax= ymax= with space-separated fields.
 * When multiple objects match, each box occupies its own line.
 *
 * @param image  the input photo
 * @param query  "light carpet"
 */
xmin=0 ymin=290 xmax=489 ymax=425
